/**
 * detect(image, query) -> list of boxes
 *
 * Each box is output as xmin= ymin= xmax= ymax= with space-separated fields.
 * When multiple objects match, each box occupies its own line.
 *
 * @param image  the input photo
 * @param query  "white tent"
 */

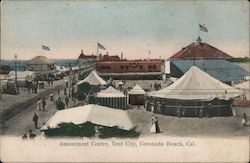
xmin=41 ymin=104 xmax=133 ymax=131
xmin=128 ymin=84 xmax=146 ymax=105
xmin=97 ymin=86 xmax=125 ymax=98
xmin=128 ymin=84 xmax=146 ymax=95
xmin=6 ymin=71 xmax=35 ymax=81
xmin=77 ymin=71 xmax=107 ymax=86
xmin=149 ymin=66 xmax=242 ymax=100
xmin=234 ymin=81 xmax=250 ymax=90
xmin=234 ymin=81 xmax=250 ymax=100
xmin=96 ymin=86 xmax=127 ymax=109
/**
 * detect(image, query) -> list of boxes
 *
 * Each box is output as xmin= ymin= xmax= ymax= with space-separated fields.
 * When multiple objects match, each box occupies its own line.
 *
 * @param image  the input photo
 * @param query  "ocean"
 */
xmin=0 ymin=59 xmax=77 ymax=71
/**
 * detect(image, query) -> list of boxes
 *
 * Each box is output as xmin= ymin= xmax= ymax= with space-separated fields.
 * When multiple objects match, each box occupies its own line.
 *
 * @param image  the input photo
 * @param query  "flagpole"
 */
xmin=198 ymin=23 xmax=201 ymax=39
xmin=96 ymin=42 xmax=99 ymax=60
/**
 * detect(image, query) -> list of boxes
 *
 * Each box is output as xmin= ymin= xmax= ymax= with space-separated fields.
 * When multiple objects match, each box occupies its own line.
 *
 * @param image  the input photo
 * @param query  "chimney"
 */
xmin=121 ymin=52 xmax=123 ymax=60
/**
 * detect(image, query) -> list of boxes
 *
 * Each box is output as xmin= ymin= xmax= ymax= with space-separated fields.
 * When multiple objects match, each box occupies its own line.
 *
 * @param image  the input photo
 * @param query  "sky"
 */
xmin=1 ymin=0 xmax=249 ymax=60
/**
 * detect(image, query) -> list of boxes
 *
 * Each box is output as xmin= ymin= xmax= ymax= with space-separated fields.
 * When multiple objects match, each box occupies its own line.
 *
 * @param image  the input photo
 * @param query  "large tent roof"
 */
xmin=129 ymin=84 xmax=146 ymax=95
xmin=97 ymin=86 xmax=126 ymax=98
xmin=171 ymin=60 xmax=248 ymax=82
xmin=149 ymin=66 xmax=242 ymax=100
xmin=170 ymin=42 xmax=232 ymax=60
xmin=27 ymin=56 xmax=54 ymax=65
xmin=41 ymin=104 xmax=134 ymax=131
xmin=77 ymin=71 xmax=107 ymax=86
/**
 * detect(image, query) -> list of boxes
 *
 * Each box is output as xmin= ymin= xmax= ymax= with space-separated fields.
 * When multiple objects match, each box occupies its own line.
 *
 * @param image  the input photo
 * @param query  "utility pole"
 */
xmin=14 ymin=54 xmax=19 ymax=94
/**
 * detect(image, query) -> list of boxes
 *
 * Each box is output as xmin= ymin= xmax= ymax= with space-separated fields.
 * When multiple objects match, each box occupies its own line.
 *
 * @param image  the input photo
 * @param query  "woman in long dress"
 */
xmin=155 ymin=117 xmax=161 ymax=133
xmin=150 ymin=117 xmax=156 ymax=133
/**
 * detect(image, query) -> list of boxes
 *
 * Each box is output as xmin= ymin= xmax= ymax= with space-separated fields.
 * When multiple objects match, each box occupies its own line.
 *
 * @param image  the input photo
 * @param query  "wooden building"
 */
xmin=96 ymin=60 xmax=163 ymax=80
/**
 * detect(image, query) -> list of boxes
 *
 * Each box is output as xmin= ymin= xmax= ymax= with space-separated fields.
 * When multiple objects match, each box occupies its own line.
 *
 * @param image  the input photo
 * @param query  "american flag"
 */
xmin=199 ymin=24 xmax=208 ymax=32
xmin=97 ymin=42 xmax=106 ymax=50
xmin=42 ymin=45 xmax=50 ymax=51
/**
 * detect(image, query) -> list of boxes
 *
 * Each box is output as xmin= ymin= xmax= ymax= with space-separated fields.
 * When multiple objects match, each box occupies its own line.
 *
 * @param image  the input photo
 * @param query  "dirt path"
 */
xmin=1 ymin=77 xmax=77 ymax=137
xmin=2 ymin=90 xmax=76 ymax=136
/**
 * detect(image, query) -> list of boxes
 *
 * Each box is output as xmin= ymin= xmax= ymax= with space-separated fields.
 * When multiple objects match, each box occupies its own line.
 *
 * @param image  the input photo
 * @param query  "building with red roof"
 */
xmin=96 ymin=59 xmax=163 ymax=80
xmin=77 ymin=50 xmax=97 ymax=71
xmin=169 ymin=37 xmax=247 ymax=84
xmin=170 ymin=37 xmax=232 ymax=60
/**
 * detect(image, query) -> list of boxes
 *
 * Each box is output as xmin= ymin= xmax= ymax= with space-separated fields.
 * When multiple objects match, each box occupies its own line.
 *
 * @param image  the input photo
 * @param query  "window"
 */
xmin=139 ymin=65 xmax=143 ymax=69
xmin=148 ymin=65 xmax=152 ymax=69
xmin=120 ymin=65 xmax=124 ymax=69
xmin=153 ymin=65 xmax=156 ymax=69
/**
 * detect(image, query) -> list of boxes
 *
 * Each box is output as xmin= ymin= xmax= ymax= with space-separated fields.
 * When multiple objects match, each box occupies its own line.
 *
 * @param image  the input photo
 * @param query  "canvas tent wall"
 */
xmin=147 ymin=66 xmax=242 ymax=117
xmin=145 ymin=96 xmax=233 ymax=117
xmin=41 ymin=104 xmax=134 ymax=131
xmin=128 ymin=84 xmax=146 ymax=105
xmin=96 ymin=86 xmax=127 ymax=109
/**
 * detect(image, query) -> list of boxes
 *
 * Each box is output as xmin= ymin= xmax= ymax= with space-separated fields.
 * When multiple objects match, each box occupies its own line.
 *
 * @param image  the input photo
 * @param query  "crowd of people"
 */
xmin=20 ymin=70 xmax=83 ymax=140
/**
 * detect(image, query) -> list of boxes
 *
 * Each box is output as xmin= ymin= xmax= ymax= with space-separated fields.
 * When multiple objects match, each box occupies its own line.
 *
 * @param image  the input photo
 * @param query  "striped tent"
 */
xmin=96 ymin=86 xmax=127 ymax=109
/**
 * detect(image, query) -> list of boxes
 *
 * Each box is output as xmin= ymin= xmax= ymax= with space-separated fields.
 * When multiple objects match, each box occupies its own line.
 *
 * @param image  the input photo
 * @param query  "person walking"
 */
xmin=32 ymin=113 xmax=39 ymax=129
xmin=42 ymin=98 xmax=46 ymax=111
xmin=242 ymin=113 xmax=248 ymax=126
xmin=50 ymin=92 xmax=54 ymax=101
xmin=64 ymin=87 xmax=67 ymax=95
xmin=182 ymin=109 xmax=186 ymax=117
xmin=65 ymin=80 xmax=68 ymax=88
xmin=150 ymin=117 xmax=156 ymax=133
xmin=177 ymin=105 xmax=181 ymax=118
xmin=199 ymin=107 xmax=204 ymax=119
xmin=199 ymin=108 xmax=203 ymax=119
xmin=65 ymin=95 xmax=69 ymax=107
xmin=37 ymin=98 xmax=42 ymax=111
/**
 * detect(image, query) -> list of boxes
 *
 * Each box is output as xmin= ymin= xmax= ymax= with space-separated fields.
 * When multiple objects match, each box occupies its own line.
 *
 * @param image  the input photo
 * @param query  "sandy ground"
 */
xmin=128 ymin=107 xmax=250 ymax=137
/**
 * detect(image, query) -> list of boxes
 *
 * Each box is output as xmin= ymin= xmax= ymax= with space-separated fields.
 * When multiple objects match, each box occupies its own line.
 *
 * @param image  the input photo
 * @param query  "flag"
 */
xmin=97 ymin=42 xmax=106 ymax=50
xmin=42 ymin=45 xmax=50 ymax=51
xmin=199 ymin=24 xmax=208 ymax=32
